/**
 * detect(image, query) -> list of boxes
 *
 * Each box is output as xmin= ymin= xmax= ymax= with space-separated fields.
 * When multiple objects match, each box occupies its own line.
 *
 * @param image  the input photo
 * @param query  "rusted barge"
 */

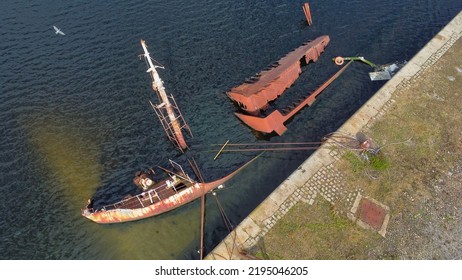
xmin=227 ymin=35 xmax=330 ymax=115
xmin=82 ymin=158 xmax=256 ymax=224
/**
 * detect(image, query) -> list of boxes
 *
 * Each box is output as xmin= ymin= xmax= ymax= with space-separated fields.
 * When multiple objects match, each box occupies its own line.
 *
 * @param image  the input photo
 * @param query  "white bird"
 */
xmin=53 ymin=25 xmax=65 ymax=35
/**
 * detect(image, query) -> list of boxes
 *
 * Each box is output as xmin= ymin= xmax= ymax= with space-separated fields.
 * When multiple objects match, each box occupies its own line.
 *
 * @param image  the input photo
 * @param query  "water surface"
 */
xmin=0 ymin=0 xmax=460 ymax=259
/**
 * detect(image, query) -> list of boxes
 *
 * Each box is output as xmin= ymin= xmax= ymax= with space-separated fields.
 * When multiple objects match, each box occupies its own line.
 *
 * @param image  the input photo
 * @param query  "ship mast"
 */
xmin=140 ymin=39 xmax=192 ymax=152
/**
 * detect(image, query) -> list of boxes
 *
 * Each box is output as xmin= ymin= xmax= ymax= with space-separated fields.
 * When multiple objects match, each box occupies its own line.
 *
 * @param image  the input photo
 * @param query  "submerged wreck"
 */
xmin=235 ymin=61 xmax=353 ymax=135
xmin=140 ymin=40 xmax=192 ymax=152
xmin=82 ymin=159 xmax=256 ymax=224
xmin=227 ymin=35 xmax=330 ymax=115
xmin=82 ymin=39 xmax=262 ymax=224
xmin=227 ymin=35 xmax=353 ymax=136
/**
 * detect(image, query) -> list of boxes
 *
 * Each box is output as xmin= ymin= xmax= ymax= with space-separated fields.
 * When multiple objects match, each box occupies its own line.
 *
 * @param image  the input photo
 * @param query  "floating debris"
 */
xmin=213 ymin=140 xmax=230 ymax=160
xmin=302 ymin=3 xmax=313 ymax=25
xmin=448 ymin=76 xmax=456 ymax=81
xmin=369 ymin=70 xmax=392 ymax=81
xmin=333 ymin=56 xmax=406 ymax=81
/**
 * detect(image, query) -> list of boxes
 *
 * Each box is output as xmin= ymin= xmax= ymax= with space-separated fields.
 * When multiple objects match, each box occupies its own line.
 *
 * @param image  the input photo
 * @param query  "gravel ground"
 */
xmin=368 ymin=162 xmax=462 ymax=259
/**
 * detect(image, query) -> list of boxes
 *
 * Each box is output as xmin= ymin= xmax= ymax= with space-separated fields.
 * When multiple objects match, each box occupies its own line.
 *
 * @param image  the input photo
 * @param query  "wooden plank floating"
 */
xmin=213 ymin=140 xmax=230 ymax=160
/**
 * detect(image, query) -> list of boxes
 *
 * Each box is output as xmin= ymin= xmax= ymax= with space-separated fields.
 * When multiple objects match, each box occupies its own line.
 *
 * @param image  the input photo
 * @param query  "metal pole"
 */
xmin=199 ymin=186 xmax=205 ymax=260
xmin=141 ymin=40 xmax=188 ymax=150
xmin=213 ymin=140 xmax=230 ymax=160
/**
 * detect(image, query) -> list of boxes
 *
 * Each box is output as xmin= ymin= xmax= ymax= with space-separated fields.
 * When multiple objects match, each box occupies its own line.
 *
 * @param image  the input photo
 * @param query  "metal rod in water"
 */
xmin=213 ymin=140 xmax=230 ymax=160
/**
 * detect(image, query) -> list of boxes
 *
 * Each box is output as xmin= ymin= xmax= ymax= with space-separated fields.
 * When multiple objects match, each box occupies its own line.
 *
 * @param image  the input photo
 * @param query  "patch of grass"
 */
xmin=278 ymin=221 xmax=301 ymax=235
xmin=370 ymin=152 xmax=389 ymax=171
xmin=255 ymin=251 xmax=271 ymax=260
xmin=343 ymin=151 xmax=366 ymax=172
xmin=260 ymin=200 xmax=380 ymax=259
xmin=373 ymin=180 xmax=393 ymax=200
xmin=343 ymin=150 xmax=390 ymax=172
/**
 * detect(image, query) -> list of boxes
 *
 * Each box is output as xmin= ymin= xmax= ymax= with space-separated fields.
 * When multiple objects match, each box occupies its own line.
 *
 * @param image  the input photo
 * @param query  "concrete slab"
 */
xmin=352 ymin=109 xmax=375 ymax=128
xmin=398 ymin=62 xmax=421 ymax=79
xmin=338 ymin=119 xmax=362 ymax=135
xmin=286 ymin=169 xmax=311 ymax=188
xmin=307 ymin=148 xmax=336 ymax=167
xmin=298 ymin=153 xmax=327 ymax=175
xmin=356 ymin=103 xmax=379 ymax=120
xmin=268 ymin=181 xmax=297 ymax=205
xmin=236 ymin=217 xmax=261 ymax=239
xmin=374 ymin=86 xmax=393 ymax=101
xmin=427 ymin=37 xmax=449 ymax=51
xmin=250 ymin=197 xmax=280 ymax=225
xmin=437 ymin=27 xmax=453 ymax=40
xmin=381 ymin=75 xmax=404 ymax=91
xmin=411 ymin=51 xmax=431 ymax=66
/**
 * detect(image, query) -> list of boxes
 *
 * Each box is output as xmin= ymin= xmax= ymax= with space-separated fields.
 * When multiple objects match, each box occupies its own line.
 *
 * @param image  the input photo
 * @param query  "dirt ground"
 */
xmin=257 ymin=37 xmax=462 ymax=259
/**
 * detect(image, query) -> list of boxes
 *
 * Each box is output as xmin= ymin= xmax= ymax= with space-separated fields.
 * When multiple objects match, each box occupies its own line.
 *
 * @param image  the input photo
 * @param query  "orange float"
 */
xmin=334 ymin=56 xmax=345 ymax=65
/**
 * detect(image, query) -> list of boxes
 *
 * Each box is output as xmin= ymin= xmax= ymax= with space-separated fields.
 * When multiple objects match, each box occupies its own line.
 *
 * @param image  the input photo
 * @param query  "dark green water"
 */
xmin=0 ymin=0 xmax=460 ymax=259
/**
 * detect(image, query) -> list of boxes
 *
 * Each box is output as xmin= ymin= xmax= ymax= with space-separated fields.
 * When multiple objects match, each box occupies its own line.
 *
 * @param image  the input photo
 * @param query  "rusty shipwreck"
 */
xmin=82 ymin=40 xmax=255 ymax=224
xmin=227 ymin=35 xmax=330 ymax=115
xmin=227 ymin=35 xmax=353 ymax=136
xmin=140 ymin=40 xmax=192 ymax=152
xmin=82 ymin=159 xmax=255 ymax=224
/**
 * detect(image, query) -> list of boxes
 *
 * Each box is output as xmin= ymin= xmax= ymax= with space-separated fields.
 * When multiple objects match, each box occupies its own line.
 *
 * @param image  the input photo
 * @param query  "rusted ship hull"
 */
xmin=234 ymin=61 xmax=353 ymax=135
xmin=227 ymin=35 xmax=330 ymax=115
xmin=83 ymin=181 xmax=219 ymax=224
xmin=82 ymin=157 xmax=258 ymax=224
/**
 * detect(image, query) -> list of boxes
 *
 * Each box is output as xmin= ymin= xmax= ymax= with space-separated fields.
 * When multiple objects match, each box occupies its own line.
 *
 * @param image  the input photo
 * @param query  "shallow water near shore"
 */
xmin=0 ymin=0 xmax=460 ymax=259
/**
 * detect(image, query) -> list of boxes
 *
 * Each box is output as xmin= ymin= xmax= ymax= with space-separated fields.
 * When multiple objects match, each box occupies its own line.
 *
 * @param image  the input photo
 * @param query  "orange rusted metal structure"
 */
xmin=141 ymin=40 xmax=192 ymax=152
xmin=81 ymin=157 xmax=258 ymax=224
xmin=302 ymin=3 xmax=313 ymax=25
xmin=235 ymin=61 xmax=353 ymax=135
xmin=227 ymin=35 xmax=330 ymax=115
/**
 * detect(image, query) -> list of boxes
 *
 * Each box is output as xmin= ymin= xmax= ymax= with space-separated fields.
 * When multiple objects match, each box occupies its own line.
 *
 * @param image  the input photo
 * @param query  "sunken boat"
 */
xmin=234 ymin=61 xmax=353 ymax=136
xmin=82 ymin=159 xmax=255 ymax=224
xmin=227 ymin=35 xmax=330 ymax=115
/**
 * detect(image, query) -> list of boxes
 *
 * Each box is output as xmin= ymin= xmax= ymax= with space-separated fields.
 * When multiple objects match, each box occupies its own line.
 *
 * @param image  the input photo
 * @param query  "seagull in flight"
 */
xmin=53 ymin=25 xmax=65 ymax=35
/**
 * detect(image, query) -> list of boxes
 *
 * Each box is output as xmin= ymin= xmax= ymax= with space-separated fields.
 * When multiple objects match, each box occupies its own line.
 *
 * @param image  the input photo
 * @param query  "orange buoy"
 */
xmin=334 ymin=56 xmax=344 ymax=65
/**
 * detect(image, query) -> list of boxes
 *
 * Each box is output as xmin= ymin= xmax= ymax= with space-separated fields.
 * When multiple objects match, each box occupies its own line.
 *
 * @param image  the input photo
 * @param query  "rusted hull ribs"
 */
xmin=235 ymin=61 xmax=353 ymax=136
xmin=227 ymin=35 xmax=330 ymax=115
